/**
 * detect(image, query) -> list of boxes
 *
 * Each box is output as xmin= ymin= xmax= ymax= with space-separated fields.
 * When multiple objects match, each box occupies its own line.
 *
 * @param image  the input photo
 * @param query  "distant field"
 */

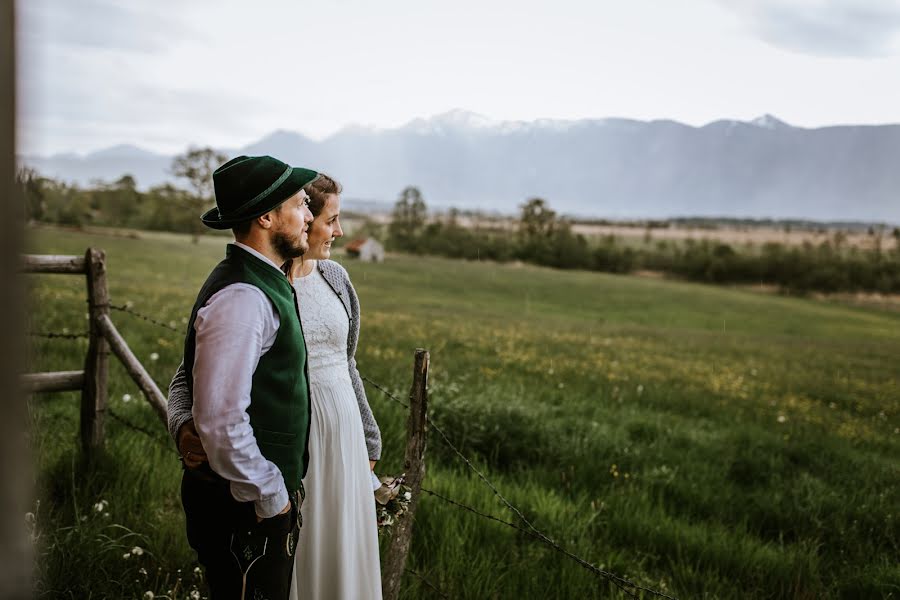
xmin=356 ymin=211 xmax=899 ymax=250
xmin=24 ymin=226 xmax=899 ymax=599
xmin=569 ymin=223 xmax=899 ymax=251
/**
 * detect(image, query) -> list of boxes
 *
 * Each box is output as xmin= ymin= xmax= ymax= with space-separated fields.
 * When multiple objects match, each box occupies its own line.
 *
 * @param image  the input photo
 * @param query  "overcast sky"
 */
xmin=17 ymin=0 xmax=900 ymax=155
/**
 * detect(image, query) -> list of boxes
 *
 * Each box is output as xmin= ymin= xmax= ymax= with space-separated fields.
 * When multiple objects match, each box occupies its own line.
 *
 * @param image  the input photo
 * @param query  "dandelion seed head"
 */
xmin=777 ymin=415 xmax=787 ymax=423
xmin=122 ymin=394 xmax=132 ymax=403
xmin=131 ymin=546 xmax=144 ymax=556
xmin=150 ymin=353 xmax=159 ymax=361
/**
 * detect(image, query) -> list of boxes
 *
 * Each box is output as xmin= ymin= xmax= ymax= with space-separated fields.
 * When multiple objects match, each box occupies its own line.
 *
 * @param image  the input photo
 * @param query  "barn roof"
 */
xmin=344 ymin=238 xmax=368 ymax=252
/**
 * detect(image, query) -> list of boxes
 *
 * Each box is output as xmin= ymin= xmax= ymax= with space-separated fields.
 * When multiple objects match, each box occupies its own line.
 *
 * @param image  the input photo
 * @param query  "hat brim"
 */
xmin=201 ymin=167 xmax=319 ymax=230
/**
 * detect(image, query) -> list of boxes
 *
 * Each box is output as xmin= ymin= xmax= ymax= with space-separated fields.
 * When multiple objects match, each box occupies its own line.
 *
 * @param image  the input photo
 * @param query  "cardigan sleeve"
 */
xmin=166 ymin=360 xmax=194 ymax=443
xmin=344 ymin=268 xmax=383 ymax=461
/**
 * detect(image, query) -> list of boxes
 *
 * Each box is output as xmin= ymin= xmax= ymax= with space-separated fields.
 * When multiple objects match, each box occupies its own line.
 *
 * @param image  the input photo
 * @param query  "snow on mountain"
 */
xmin=750 ymin=114 xmax=791 ymax=130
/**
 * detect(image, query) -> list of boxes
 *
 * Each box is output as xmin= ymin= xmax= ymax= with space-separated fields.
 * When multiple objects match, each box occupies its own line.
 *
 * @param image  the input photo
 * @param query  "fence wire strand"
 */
xmin=107 ymin=408 xmax=175 ymax=454
xmin=363 ymin=375 xmax=678 ymax=600
xmin=109 ymin=303 xmax=183 ymax=333
xmin=28 ymin=330 xmax=90 ymax=340
xmin=405 ymin=567 xmax=450 ymax=599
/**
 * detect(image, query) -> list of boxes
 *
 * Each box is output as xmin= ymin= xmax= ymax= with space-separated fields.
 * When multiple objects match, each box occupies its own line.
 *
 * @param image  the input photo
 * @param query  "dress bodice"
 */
xmin=294 ymin=266 xmax=350 ymax=378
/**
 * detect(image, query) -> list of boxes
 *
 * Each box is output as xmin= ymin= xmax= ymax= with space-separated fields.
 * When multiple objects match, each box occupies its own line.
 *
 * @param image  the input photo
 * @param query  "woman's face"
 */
xmin=306 ymin=193 xmax=343 ymax=260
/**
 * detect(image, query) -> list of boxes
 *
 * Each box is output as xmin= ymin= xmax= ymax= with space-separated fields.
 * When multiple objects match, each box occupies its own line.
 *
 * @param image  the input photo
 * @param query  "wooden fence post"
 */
xmin=81 ymin=248 xmax=109 ymax=457
xmin=382 ymin=348 xmax=429 ymax=600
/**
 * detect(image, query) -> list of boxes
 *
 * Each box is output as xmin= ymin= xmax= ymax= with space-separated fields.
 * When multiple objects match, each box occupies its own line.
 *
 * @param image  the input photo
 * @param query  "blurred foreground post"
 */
xmin=381 ymin=349 xmax=429 ymax=600
xmin=0 ymin=0 xmax=31 ymax=595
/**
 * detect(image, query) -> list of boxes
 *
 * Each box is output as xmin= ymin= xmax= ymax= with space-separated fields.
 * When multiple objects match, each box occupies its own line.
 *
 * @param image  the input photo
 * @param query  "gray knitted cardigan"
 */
xmin=166 ymin=258 xmax=382 ymax=460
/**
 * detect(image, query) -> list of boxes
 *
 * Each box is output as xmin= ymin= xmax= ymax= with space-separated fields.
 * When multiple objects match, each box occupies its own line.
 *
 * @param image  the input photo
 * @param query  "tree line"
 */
xmin=385 ymin=187 xmax=900 ymax=294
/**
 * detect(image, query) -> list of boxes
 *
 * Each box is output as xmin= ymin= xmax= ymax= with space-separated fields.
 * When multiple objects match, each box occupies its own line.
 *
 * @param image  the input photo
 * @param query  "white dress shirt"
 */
xmin=191 ymin=242 xmax=290 ymax=519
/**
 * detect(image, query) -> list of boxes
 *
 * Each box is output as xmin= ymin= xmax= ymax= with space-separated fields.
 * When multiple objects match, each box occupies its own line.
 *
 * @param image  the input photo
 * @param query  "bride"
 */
xmin=167 ymin=174 xmax=383 ymax=600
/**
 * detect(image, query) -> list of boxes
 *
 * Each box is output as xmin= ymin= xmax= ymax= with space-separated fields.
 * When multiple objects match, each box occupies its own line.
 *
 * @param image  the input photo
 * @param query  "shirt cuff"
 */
xmin=249 ymin=484 xmax=290 ymax=520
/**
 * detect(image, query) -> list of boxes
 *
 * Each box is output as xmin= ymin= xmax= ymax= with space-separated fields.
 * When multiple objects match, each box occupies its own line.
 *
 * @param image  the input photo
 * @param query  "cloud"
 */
xmin=721 ymin=0 xmax=900 ymax=57
xmin=19 ymin=0 xmax=199 ymax=53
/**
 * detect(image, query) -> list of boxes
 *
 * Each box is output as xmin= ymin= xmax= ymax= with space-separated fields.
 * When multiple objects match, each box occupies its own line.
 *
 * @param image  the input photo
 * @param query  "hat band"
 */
xmin=220 ymin=166 xmax=294 ymax=219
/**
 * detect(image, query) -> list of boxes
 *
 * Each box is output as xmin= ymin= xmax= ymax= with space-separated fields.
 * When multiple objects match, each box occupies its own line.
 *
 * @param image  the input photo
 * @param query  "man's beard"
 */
xmin=272 ymin=229 xmax=308 ymax=260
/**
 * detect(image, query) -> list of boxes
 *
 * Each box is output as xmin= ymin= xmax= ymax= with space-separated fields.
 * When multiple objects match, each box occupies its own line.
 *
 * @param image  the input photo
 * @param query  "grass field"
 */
xmin=24 ymin=226 xmax=899 ymax=599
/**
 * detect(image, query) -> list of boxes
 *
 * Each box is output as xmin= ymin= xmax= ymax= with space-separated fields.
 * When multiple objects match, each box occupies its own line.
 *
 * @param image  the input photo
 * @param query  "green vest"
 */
xmin=183 ymin=245 xmax=310 ymax=493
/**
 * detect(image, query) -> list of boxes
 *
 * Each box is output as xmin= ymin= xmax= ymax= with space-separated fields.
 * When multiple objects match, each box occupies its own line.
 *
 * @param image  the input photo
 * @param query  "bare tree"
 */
xmin=171 ymin=147 xmax=227 ymax=243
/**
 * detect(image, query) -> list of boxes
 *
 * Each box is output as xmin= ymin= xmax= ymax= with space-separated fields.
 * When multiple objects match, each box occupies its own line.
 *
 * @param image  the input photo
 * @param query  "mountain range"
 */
xmin=21 ymin=110 xmax=900 ymax=222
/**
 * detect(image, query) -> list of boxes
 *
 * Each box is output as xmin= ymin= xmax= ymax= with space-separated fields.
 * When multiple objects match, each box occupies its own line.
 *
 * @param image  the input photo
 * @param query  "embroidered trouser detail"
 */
xmin=181 ymin=467 xmax=302 ymax=600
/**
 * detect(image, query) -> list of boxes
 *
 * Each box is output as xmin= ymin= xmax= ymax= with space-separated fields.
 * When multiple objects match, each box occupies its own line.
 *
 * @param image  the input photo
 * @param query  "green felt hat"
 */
xmin=201 ymin=155 xmax=319 ymax=230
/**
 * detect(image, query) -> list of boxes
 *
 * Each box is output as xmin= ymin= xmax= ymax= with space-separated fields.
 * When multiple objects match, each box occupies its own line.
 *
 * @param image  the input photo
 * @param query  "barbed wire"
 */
xmin=364 ymin=376 xmax=678 ymax=600
xmin=362 ymin=376 xmax=408 ymax=408
xmin=109 ymin=303 xmax=183 ymax=333
xmin=405 ymin=567 xmax=450 ymax=600
xmin=107 ymin=407 xmax=176 ymax=454
xmin=28 ymin=330 xmax=90 ymax=340
xmin=420 ymin=487 xmax=669 ymax=599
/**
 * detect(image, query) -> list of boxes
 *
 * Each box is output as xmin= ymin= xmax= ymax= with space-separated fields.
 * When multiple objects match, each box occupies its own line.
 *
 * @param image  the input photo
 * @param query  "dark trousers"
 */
xmin=181 ymin=465 xmax=302 ymax=600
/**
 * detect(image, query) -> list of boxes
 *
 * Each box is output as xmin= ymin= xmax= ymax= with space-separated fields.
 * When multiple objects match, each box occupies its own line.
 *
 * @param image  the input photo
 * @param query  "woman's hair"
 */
xmin=304 ymin=174 xmax=342 ymax=217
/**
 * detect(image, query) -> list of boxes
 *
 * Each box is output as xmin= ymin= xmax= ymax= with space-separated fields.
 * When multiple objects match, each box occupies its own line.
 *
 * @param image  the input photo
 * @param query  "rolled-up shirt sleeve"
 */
xmin=191 ymin=283 xmax=287 ymax=519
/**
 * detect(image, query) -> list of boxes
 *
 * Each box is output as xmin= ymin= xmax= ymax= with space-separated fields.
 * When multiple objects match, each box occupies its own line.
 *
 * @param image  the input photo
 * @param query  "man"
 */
xmin=177 ymin=155 xmax=318 ymax=600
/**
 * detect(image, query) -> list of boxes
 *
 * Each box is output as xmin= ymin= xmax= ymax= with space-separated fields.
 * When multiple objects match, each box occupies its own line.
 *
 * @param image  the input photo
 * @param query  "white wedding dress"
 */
xmin=289 ymin=267 xmax=382 ymax=600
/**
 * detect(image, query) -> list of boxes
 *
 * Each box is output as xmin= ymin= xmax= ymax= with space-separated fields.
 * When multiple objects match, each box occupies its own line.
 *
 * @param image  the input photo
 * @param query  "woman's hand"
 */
xmin=177 ymin=420 xmax=208 ymax=469
xmin=369 ymin=460 xmax=376 ymax=471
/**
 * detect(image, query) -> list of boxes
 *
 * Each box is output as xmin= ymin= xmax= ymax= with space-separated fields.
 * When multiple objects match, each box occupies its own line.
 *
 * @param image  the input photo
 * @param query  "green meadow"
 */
xmin=24 ymin=226 xmax=899 ymax=599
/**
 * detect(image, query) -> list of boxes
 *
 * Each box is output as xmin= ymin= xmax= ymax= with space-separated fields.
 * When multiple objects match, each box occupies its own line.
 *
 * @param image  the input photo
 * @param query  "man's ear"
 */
xmin=257 ymin=211 xmax=275 ymax=230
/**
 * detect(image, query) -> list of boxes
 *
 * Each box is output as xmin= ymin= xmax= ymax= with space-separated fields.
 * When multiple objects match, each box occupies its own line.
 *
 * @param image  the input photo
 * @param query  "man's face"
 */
xmin=271 ymin=190 xmax=314 ymax=259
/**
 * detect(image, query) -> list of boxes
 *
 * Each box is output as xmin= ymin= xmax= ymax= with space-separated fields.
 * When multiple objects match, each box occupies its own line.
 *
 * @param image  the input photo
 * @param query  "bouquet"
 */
xmin=373 ymin=474 xmax=412 ymax=531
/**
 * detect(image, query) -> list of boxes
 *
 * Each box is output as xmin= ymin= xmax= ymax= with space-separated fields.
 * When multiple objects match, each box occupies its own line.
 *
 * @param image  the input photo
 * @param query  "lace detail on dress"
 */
xmin=294 ymin=268 xmax=350 ymax=378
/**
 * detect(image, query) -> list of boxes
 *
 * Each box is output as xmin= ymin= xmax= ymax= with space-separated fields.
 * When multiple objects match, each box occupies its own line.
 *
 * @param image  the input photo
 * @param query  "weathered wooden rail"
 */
xmin=22 ymin=249 xmax=167 ymax=459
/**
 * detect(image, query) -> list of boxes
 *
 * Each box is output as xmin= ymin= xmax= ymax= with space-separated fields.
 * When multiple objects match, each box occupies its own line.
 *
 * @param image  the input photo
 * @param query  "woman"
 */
xmin=167 ymin=174 xmax=383 ymax=600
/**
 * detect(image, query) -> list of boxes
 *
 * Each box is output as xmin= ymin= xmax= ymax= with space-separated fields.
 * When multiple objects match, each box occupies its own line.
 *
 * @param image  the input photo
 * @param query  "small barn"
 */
xmin=344 ymin=237 xmax=385 ymax=262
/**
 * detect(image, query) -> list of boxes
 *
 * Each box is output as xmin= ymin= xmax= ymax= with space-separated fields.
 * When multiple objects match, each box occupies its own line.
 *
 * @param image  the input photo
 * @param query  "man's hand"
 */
xmin=257 ymin=501 xmax=291 ymax=523
xmin=177 ymin=420 xmax=208 ymax=469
